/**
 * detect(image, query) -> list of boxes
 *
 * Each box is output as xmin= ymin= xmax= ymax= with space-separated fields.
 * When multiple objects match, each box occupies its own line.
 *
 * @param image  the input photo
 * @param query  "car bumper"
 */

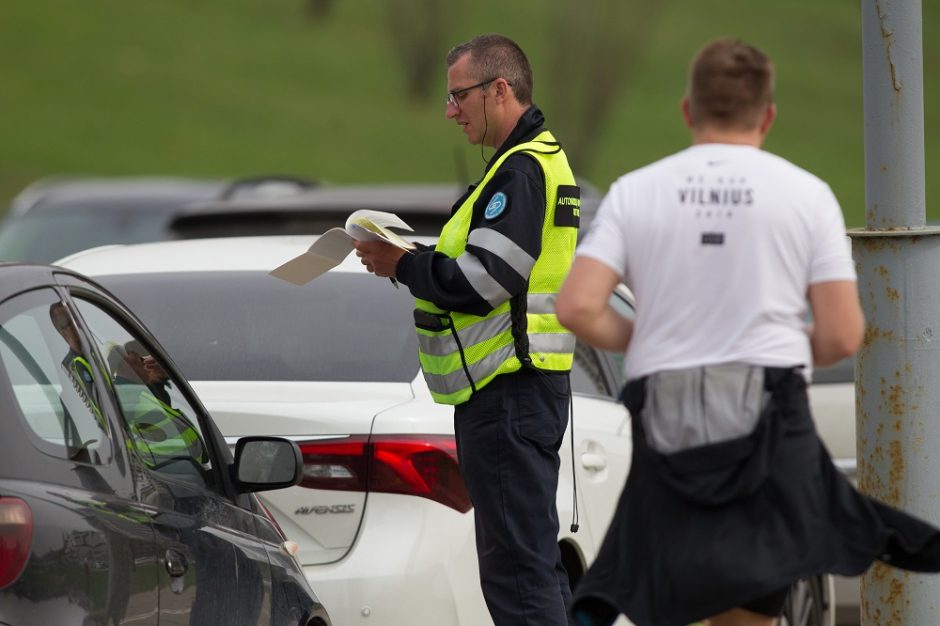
xmin=303 ymin=493 xmax=490 ymax=626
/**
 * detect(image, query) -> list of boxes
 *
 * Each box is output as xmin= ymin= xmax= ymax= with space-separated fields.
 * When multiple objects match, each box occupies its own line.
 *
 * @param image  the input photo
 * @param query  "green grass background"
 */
xmin=1 ymin=0 xmax=937 ymax=226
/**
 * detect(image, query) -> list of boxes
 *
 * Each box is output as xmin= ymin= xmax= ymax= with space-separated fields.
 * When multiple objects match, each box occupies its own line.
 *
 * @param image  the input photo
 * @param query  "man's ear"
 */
xmin=495 ymin=78 xmax=512 ymax=102
xmin=759 ymin=103 xmax=777 ymax=136
xmin=681 ymin=98 xmax=694 ymax=129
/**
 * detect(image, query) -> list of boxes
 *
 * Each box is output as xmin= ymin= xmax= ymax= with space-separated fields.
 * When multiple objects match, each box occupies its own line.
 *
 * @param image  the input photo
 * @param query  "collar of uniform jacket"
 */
xmin=485 ymin=105 xmax=546 ymax=170
xmin=453 ymin=105 xmax=546 ymax=216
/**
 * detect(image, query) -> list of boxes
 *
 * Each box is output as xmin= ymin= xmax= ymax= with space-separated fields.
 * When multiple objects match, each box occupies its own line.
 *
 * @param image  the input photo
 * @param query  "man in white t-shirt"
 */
xmin=557 ymin=39 xmax=940 ymax=626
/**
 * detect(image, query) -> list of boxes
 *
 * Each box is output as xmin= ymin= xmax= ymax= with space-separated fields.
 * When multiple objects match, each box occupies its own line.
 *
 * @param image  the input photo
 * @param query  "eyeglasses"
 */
xmin=446 ymin=78 xmax=502 ymax=108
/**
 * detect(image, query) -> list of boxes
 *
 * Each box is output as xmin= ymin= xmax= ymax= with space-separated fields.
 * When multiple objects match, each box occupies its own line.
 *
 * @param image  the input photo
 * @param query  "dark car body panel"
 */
xmin=0 ymin=263 xmax=330 ymax=625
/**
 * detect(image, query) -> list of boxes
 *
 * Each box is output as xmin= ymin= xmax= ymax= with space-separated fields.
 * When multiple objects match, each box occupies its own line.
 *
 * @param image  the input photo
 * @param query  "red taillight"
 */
xmin=0 ymin=497 xmax=32 ymax=589
xmin=298 ymin=437 xmax=370 ymax=492
xmin=298 ymin=435 xmax=472 ymax=513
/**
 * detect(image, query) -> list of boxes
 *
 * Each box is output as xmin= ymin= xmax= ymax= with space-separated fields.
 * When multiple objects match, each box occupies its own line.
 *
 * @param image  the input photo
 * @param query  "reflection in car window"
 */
xmin=98 ymin=272 xmax=421 ymax=383
xmin=571 ymin=342 xmax=612 ymax=397
xmin=610 ymin=287 xmax=635 ymax=321
xmin=72 ymin=297 xmax=215 ymax=490
xmin=0 ymin=289 xmax=111 ymax=464
xmin=601 ymin=286 xmax=634 ymax=392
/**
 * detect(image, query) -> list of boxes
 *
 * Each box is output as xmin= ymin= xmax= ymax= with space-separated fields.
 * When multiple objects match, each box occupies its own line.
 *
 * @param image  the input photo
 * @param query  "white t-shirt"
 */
xmin=577 ymin=143 xmax=856 ymax=380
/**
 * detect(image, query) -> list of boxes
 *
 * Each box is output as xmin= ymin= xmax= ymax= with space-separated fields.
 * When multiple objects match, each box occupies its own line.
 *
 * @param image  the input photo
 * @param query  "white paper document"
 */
xmin=269 ymin=210 xmax=416 ymax=286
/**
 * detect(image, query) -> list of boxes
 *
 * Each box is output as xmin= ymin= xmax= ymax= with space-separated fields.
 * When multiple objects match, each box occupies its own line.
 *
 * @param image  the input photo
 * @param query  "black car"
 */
xmin=171 ymin=177 xmax=604 ymax=239
xmin=0 ymin=263 xmax=332 ymax=625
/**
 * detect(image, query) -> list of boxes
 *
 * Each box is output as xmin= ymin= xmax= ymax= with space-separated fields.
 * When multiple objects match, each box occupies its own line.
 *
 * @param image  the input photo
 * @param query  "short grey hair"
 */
xmin=446 ymin=34 xmax=533 ymax=105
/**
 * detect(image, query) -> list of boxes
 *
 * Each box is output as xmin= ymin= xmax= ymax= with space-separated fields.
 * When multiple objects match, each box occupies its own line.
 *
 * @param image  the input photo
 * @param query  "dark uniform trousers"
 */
xmin=454 ymin=367 xmax=575 ymax=626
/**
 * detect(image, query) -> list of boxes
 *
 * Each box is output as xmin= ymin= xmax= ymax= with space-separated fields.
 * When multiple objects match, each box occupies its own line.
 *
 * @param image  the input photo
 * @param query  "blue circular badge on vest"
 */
xmin=484 ymin=192 xmax=508 ymax=220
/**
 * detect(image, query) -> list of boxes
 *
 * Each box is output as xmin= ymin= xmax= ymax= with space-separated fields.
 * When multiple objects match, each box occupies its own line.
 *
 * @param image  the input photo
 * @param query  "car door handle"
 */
xmin=165 ymin=549 xmax=188 ymax=578
xmin=581 ymin=452 xmax=606 ymax=471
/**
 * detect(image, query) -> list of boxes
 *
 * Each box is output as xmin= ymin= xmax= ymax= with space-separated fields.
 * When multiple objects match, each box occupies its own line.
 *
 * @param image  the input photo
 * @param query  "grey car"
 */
xmin=0 ymin=175 xmax=311 ymax=262
xmin=0 ymin=174 xmax=603 ymax=263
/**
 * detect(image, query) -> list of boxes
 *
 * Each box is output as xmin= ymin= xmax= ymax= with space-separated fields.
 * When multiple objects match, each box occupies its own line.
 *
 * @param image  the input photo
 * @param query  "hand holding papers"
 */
xmin=345 ymin=211 xmax=416 ymax=251
xmin=269 ymin=210 xmax=416 ymax=286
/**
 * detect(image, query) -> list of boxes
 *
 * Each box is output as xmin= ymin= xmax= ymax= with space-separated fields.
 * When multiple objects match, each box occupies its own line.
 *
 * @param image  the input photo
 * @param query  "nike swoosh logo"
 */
xmin=707 ymin=160 xmax=727 ymax=166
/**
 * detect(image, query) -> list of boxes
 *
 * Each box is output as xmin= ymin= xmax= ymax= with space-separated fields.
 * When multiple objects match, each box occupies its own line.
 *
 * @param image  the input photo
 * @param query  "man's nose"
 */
xmin=445 ymin=101 xmax=458 ymax=120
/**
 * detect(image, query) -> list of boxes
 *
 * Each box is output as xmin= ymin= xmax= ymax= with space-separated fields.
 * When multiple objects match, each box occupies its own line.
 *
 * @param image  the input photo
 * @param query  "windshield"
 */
xmin=0 ymin=209 xmax=172 ymax=263
xmin=97 ymin=271 xmax=420 ymax=382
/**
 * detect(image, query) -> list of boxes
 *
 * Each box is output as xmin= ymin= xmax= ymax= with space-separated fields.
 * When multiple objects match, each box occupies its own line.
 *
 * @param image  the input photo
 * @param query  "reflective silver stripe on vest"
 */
xmin=424 ymin=343 xmax=517 ymax=394
xmin=467 ymin=228 xmax=537 ymax=279
xmin=529 ymin=332 xmax=576 ymax=354
xmin=456 ymin=253 xmax=511 ymax=308
xmin=527 ymin=293 xmax=558 ymax=315
xmin=417 ymin=311 xmax=512 ymax=357
xmin=417 ymin=309 xmax=573 ymax=358
xmin=424 ymin=332 xmax=574 ymax=395
xmin=419 ymin=327 xmax=574 ymax=362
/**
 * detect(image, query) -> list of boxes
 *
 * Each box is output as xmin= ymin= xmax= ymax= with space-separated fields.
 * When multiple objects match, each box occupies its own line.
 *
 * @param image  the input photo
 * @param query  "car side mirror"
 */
xmin=233 ymin=437 xmax=303 ymax=493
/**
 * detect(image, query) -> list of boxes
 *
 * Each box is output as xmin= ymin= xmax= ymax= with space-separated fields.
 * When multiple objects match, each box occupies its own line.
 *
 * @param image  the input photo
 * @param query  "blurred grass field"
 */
xmin=1 ymin=0 xmax=937 ymax=226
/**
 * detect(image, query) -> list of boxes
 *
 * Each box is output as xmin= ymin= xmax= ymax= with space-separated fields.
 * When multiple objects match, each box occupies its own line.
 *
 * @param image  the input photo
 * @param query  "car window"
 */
xmin=0 ymin=288 xmax=112 ymax=464
xmin=98 ymin=271 xmax=420 ymax=382
xmin=97 ymin=270 xmax=637 ymax=392
xmin=600 ymin=286 xmax=634 ymax=393
xmin=72 ymin=296 xmax=217 ymax=490
xmin=571 ymin=342 xmax=613 ymax=397
xmin=0 ymin=208 xmax=171 ymax=263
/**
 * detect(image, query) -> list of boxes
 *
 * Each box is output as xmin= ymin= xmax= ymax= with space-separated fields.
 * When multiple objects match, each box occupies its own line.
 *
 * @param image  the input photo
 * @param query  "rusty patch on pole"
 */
xmin=863 ymin=563 xmax=910 ymax=625
xmin=889 ymin=440 xmax=905 ymax=486
xmin=875 ymin=0 xmax=902 ymax=92
xmin=887 ymin=384 xmax=905 ymax=416
xmin=861 ymin=325 xmax=899 ymax=347
xmin=856 ymin=362 xmax=912 ymax=508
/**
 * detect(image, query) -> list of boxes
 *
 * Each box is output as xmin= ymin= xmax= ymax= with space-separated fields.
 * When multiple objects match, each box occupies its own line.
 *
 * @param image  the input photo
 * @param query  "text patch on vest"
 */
xmin=554 ymin=185 xmax=581 ymax=228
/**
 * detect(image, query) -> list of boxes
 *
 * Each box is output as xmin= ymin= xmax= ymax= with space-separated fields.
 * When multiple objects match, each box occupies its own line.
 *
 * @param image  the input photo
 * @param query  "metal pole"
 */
xmin=852 ymin=0 xmax=940 ymax=624
xmin=862 ymin=0 xmax=925 ymax=228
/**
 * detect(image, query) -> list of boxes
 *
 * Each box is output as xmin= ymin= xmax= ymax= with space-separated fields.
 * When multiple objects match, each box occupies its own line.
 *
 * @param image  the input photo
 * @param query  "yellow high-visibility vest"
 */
xmin=414 ymin=130 xmax=579 ymax=405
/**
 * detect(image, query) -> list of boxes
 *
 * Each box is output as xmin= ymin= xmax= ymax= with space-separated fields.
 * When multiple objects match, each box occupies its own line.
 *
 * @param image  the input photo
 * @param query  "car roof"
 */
xmin=172 ymin=179 xmax=601 ymax=236
xmin=0 ymin=261 xmax=116 ymax=303
xmin=8 ymin=176 xmax=230 ymax=217
xmin=55 ymin=235 xmax=437 ymax=276
xmin=178 ymin=177 xmax=600 ymax=218
xmin=168 ymin=182 xmax=463 ymax=239
xmin=9 ymin=175 xmax=601 ymax=242
xmin=179 ymin=182 xmax=464 ymax=216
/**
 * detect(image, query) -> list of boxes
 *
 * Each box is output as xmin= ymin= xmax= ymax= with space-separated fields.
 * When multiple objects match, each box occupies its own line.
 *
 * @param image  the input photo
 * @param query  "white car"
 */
xmin=58 ymin=236 xmax=839 ymax=626
xmin=57 ymin=236 xmax=634 ymax=626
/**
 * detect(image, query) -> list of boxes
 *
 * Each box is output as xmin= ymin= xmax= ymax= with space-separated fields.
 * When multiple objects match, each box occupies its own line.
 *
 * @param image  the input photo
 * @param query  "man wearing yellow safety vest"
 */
xmin=354 ymin=33 xmax=580 ymax=626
